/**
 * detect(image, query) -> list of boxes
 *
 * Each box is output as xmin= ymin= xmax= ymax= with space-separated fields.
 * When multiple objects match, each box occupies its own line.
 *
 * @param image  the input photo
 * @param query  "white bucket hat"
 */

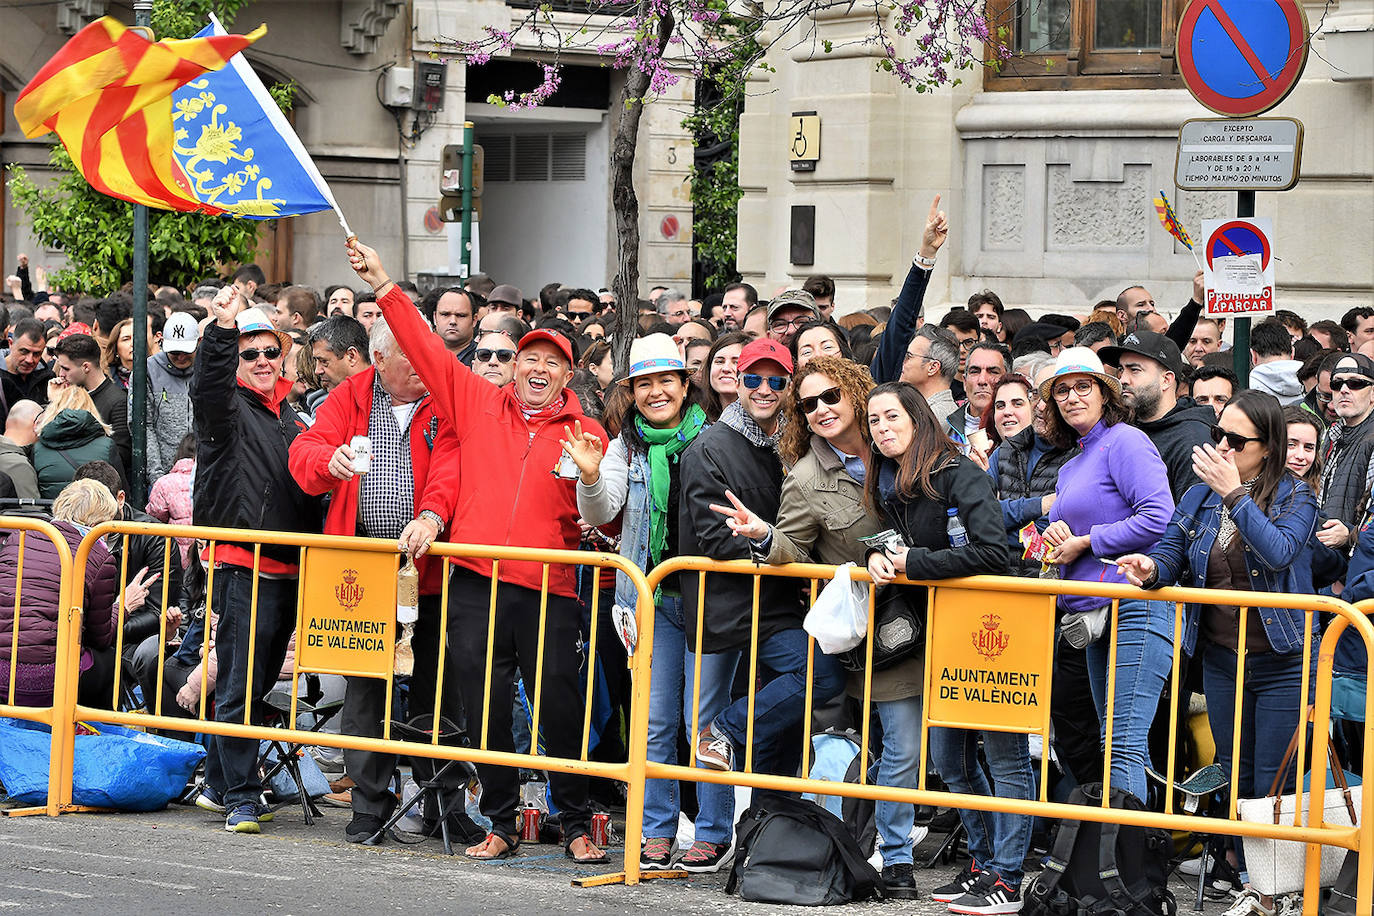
xmin=1037 ymin=346 xmax=1121 ymax=400
xmin=236 ymin=307 xmax=292 ymax=352
xmin=620 ymin=333 xmax=686 ymax=383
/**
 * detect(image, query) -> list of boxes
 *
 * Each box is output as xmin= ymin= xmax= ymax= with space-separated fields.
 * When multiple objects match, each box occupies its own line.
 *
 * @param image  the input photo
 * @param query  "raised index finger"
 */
xmin=927 ymin=193 xmax=942 ymax=223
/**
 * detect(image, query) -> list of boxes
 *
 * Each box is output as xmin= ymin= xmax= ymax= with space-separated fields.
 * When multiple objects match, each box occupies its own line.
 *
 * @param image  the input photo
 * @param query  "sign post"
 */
xmin=1176 ymin=0 xmax=1310 ymax=388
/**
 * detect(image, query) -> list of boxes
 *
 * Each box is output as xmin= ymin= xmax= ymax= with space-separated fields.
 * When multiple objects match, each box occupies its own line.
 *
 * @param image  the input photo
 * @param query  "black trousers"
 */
xmin=448 ymin=567 xmax=591 ymax=846
xmin=342 ymin=593 xmax=464 ymax=818
xmin=1051 ymin=642 xmax=1104 ymax=788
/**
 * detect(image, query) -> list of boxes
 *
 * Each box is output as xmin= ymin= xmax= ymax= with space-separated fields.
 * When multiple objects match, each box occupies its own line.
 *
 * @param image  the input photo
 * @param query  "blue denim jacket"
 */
xmin=614 ymin=447 xmax=654 ymax=610
xmin=1148 ymin=476 xmax=1318 ymax=656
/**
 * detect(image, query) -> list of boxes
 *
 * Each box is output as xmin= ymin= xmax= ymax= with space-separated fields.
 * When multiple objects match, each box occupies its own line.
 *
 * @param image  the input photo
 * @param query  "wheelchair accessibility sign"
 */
xmin=790 ymin=112 xmax=820 ymax=172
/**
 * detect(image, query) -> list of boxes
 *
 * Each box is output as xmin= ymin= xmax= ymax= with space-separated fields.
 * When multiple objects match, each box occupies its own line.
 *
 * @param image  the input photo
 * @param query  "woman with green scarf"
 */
xmin=561 ymin=333 xmax=728 ymax=872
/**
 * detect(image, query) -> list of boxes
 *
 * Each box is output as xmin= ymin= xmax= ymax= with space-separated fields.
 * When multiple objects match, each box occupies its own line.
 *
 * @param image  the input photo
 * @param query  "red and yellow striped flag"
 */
xmin=1152 ymin=190 xmax=1194 ymax=251
xmin=13 ymin=16 xmax=264 ymax=214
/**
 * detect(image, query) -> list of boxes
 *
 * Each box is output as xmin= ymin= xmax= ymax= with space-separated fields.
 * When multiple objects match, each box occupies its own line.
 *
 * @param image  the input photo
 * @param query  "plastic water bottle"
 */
xmin=946 ymin=507 xmax=969 ymax=548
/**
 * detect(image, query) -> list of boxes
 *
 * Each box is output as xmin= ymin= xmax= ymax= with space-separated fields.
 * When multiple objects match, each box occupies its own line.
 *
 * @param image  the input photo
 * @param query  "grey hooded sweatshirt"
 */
xmin=144 ymin=351 xmax=195 ymax=480
xmin=1248 ymin=359 xmax=1305 ymax=406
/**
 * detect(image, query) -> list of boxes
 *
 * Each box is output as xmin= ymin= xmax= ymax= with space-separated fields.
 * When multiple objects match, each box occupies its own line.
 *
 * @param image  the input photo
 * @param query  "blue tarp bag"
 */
xmin=0 ymin=717 xmax=205 ymax=811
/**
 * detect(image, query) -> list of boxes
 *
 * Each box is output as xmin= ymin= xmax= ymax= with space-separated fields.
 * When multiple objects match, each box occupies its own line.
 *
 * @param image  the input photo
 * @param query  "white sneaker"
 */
xmin=1221 ymin=888 xmax=1275 ymax=916
xmin=1177 ymin=855 xmax=1204 ymax=877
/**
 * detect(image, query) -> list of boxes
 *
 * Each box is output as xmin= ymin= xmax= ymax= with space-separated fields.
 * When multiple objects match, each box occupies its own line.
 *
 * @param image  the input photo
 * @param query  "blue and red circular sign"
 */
xmin=1205 ymin=220 xmax=1271 ymax=271
xmin=1177 ymin=0 xmax=1308 ymax=117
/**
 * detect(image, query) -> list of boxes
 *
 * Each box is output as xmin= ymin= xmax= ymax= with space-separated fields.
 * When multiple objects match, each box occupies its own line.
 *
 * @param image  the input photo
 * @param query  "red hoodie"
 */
xmin=376 ymin=286 xmax=605 ymax=598
xmin=288 ymin=366 xmax=461 ymax=595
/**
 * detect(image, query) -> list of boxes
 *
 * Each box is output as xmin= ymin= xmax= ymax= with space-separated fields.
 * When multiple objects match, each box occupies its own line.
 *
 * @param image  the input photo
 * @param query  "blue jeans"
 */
xmin=870 ymin=696 xmax=924 ymax=867
xmin=204 ymin=566 xmax=297 ymax=809
xmin=1202 ymin=641 xmax=1313 ymax=801
xmin=1084 ymin=599 xmax=1173 ymax=802
xmin=715 ymin=627 xmax=846 ymax=776
xmin=642 ymin=594 xmax=739 ymax=844
xmin=929 ymin=726 xmax=1035 ymax=884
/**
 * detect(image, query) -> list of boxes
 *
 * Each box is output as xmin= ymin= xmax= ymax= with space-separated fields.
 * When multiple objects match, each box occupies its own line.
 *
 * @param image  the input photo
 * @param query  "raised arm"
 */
xmin=871 ymin=195 xmax=948 ymax=384
xmin=190 ymin=286 xmax=248 ymax=438
xmin=347 ymin=239 xmax=497 ymax=436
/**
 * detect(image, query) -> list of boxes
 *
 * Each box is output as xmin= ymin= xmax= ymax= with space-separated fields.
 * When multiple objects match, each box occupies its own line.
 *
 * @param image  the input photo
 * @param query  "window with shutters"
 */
xmin=985 ymin=0 xmax=1185 ymax=90
xmin=479 ymin=132 xmax=587 ymax=183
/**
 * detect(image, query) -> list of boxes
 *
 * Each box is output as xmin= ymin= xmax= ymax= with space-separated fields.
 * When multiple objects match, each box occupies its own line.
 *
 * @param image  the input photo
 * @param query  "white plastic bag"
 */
xmin=803 ymin=562 xmax=869 ymax=655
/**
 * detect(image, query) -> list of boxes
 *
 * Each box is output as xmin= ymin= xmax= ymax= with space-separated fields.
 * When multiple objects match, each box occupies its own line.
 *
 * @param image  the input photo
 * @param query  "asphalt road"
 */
xmin=0 ymin=804 xmax=966 ymax=915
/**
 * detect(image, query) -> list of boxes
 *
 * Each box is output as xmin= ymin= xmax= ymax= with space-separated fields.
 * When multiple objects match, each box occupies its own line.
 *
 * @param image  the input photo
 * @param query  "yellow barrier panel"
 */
xmin=22 ymin=522 xmax=1374 ymax=907
xmin=644 ymin=557 xmax=1373 ymax=912
xmin=59 ymin=521 xmax=656 ymax=886
xmin=0 ymin=516 xmax=77 ymax=818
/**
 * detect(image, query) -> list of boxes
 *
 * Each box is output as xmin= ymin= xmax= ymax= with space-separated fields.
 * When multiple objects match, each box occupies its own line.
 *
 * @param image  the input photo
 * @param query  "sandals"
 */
xmin=565 ymin=833 xmax=609 ymax=865
xmin=464 ymin=833 xmax=519 ymax=860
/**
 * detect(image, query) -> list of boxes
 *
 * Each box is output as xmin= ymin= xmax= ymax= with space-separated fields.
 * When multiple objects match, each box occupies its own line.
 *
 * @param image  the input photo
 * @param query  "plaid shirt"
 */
xmin=358 ymin=377 xmax=420 ymax=540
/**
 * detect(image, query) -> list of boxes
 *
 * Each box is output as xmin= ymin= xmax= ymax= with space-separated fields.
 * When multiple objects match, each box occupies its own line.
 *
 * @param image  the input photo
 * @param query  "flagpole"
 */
xmin=130 ymin=0 xmax=153 ymax=505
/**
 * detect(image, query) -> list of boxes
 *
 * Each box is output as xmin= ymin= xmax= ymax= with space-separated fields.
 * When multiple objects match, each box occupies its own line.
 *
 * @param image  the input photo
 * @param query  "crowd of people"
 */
xmin=0 ymin=202 xmax=1371 ymax=916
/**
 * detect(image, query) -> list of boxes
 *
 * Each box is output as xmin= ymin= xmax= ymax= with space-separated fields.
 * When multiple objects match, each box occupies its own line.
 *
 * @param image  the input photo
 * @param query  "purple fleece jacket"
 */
xmin=1047 ymin=420 xmax=1174 ymax=612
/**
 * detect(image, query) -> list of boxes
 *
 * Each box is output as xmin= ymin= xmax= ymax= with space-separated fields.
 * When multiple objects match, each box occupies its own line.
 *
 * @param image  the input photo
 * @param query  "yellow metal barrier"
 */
xmin=16 ymin=523 xmax=1373 ymax=906
xmin=0 ymin=516 xmax=77 ymax=818
xmin=58 ymin=520 xmax=657 ymax=885
xmin=644 ymin=557 xmax=1373 ymax=911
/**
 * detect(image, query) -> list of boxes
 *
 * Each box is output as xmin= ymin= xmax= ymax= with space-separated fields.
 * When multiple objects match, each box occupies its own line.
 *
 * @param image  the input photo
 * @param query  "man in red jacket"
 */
xmin=288 ymin=315 xmax=463 ymax=845
xmin=348 ymin=239 xmax=609 ymax=864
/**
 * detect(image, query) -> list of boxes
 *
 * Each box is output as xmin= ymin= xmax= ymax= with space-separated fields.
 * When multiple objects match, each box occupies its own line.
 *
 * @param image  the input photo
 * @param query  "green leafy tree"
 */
xmin=5 ymin=0 xmax=289 ymax=295
xmin=681 ymin=10 xmax=755 ymax=294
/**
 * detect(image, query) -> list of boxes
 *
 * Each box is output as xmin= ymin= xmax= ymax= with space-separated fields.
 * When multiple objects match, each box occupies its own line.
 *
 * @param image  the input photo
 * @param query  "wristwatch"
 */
xmin=418 ymin=509 xmax=444 ymax=533
xmin=912 ymin=253 xmax=937 ymax=270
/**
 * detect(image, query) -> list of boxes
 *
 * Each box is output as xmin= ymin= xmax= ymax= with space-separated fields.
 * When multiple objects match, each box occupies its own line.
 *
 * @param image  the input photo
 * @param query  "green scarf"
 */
xmin=635 ymin=403 xmax=707 ymax=564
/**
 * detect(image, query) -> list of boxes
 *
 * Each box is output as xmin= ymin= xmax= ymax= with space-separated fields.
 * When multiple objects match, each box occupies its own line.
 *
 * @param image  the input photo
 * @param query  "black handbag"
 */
xmin=835 ymin=584 xmax=923 ymax=672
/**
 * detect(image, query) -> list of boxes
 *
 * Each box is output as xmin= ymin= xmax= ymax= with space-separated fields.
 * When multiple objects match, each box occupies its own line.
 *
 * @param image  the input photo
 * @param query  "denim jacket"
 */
xmin=1147 ymin=476 xmax=1318 ymax=656
xmin=577 ymin=438 xmax=659 ymax=611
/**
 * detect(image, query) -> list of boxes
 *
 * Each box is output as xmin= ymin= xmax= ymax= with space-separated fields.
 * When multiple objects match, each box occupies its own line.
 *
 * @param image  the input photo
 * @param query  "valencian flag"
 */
xmin=13 ymin=15 xmax=351 ymax=233
xmin=1152 ymin=190 xmax=1194 ymax=250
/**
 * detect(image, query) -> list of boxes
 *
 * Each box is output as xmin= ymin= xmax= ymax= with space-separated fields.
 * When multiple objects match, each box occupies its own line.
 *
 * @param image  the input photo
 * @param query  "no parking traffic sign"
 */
xmin=1176 ymin=0 xmax=1309 ymax=117
xmin=1201 ymin=218 xmax=1275 ymax=316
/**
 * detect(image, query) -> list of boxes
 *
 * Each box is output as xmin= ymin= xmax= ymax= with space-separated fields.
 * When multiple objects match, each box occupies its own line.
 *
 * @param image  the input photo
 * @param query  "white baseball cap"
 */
xmin=162 ymin=312 xmax=200 ymax=353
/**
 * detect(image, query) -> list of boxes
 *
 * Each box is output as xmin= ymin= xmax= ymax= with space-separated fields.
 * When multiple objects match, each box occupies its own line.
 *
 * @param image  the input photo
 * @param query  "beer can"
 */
xmin=520 ymin=804 xmax=542 ymax=843
xmin=350 ymin=435 xmax=372 ymax=473
xmin=590 ymin=811 xmax=612 ymax=848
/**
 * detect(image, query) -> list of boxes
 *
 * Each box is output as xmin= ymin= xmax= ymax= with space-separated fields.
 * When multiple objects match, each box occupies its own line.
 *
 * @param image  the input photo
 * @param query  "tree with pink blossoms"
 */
xmin=448 ymin=0 xmax=1004 ymax=370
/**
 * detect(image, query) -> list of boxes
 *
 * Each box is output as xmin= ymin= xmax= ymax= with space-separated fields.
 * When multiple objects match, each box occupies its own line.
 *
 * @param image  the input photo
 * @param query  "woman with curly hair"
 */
xmin=711 ymin=356 xmax=923 ymax=897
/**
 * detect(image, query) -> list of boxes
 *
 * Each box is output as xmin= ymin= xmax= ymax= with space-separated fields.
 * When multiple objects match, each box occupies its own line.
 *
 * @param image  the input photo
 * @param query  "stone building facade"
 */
xmin=735 ymin=1 xmax=1373 ymax=325
xmin=0 ymin=1 xmax=695 ymax=296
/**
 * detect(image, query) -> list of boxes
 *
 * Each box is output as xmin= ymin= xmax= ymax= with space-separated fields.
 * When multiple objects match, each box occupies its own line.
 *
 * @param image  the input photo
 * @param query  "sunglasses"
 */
xmin=238 ymin=347 xmax=282 ymax=362
xmin=741 ymin=373 xmax=788 ymax=392
xmin=1332 ymin=376 xmax=1373 ymax=392
xmin=1210 ymin=426 xmax=1263 ymax=451
xmin=567 ymin=312 xmax=591 ymax=321
xmin=476 ymin=348 xmax=516 ymax=363
xmin=799 ymin=386 xmax=843 ymax=414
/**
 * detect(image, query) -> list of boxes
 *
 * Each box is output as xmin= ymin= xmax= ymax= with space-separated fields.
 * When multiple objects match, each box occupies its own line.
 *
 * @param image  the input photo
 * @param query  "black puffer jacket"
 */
xmin=109 ymin=505 xmax=185 ymax=647
xmin=1134 ymin=398 xmax=1216 ymax=501
xmin=990 ymin=427 xmax=1074 ymax=576
xmin=0 ymin=520 xmax=118 ymax=667
xmin=871 ymin=454 xmax=1009 ymax=613
xmin=1319 ymin=410 xmax=1374 ymax=538
xmin=679 ymin=421 xmax=804 ymax=654
xmin=191 ymin=322 xmax=322 ymax=564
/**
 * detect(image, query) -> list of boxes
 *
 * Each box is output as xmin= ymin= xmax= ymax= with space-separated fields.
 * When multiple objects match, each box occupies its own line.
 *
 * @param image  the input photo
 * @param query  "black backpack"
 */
xmin=726 ymin=792 xmax=885 ymax=906
xmin=1024 ymin=783 xmax=1176 ymax=916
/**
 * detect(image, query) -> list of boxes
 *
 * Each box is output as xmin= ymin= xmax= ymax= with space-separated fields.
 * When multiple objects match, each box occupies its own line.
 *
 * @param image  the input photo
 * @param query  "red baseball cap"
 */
xmin=517 ymin=328 xmax=574 ymax=365
xmin=57 ymin=322 xmax=94 ymax=342
xmin=737 ymin=338 xmax=793 ymax=375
